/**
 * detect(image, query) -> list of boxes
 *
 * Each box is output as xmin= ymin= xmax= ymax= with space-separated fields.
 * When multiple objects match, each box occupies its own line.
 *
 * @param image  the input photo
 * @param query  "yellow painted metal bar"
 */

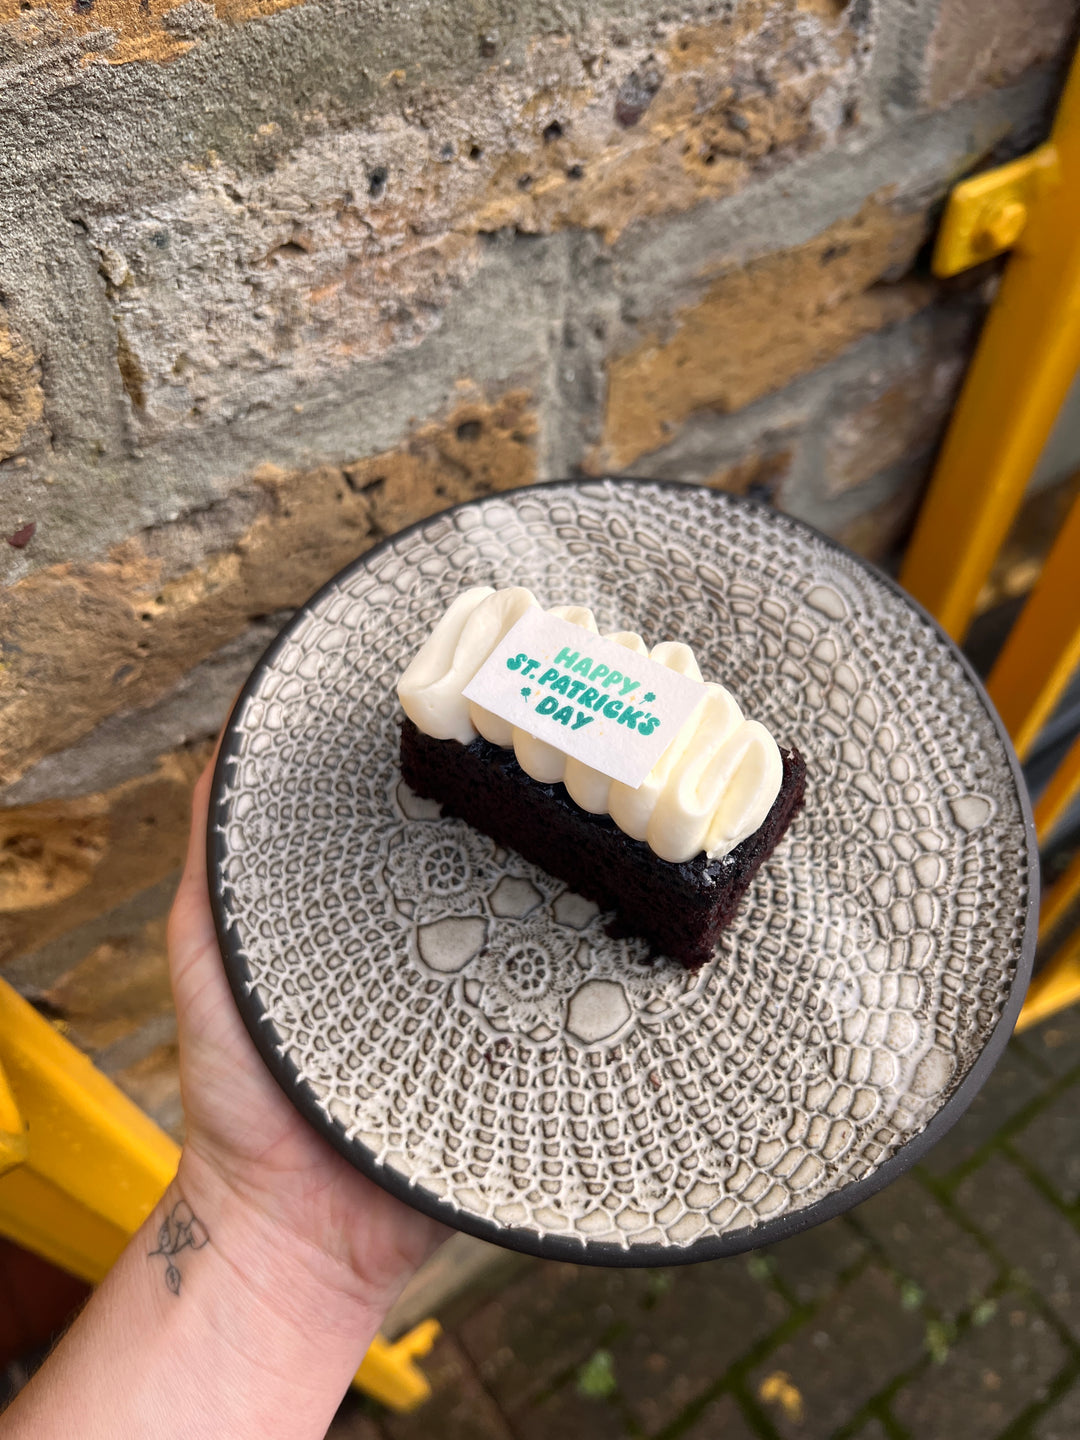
xmin=900 ymin=46 xmax=1080 ymax=641
xmin=0 ymin=1057 xmax=28 ymax=1179
xmin=986 ymin=489 xmax=1080 ymax=759
xmin=1017 ymin=926 xmax=1080 ymax=1032
xmin=1035 ymin=732 xmax=1080 ymax=843
xmin=1038 ymin=848 xmax=1080 ymax=944
xmin=354 ymin=1320 xmax=441 ymax=1410
xmin=0 ymin=977 xmax=180 ymax=1284
xmin=0 ymin=1169 xmax=133 ymax=1286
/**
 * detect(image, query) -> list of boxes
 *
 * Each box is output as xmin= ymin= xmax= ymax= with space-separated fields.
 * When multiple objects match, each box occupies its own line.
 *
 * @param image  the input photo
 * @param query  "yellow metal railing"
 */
xmin=901 ymin=50 xmax=1080 ymax=641
xmin=902 ymin=44 xmax=1080 ymax=1031
xmin=985 ymin=490 xmax=1080 ymax=764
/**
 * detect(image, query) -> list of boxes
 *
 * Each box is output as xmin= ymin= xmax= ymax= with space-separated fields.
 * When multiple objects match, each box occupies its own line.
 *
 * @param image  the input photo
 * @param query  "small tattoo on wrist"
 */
xmin=149 ymin=1199 xmax=209 ymax=1295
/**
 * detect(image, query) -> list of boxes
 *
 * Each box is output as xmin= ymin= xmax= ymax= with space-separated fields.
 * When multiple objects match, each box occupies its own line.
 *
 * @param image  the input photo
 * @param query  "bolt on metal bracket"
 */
xmin=932 ymin=142 xmax=1061 ymax=277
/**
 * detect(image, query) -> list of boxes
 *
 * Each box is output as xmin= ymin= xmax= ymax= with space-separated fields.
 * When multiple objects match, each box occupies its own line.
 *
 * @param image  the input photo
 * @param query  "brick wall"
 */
xmin=1 ymin=0 xmax=1076 ymax=1136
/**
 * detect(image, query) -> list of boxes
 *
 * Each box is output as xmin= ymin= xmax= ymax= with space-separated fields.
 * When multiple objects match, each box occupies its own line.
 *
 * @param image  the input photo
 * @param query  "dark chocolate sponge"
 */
xmin=400 ymin=718 xmax=805 ymax=968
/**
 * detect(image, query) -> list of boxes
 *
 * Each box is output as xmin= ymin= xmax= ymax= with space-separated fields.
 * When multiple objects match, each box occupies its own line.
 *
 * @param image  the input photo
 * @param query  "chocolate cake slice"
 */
xmin=401 ymin=717 xmax=806 ymax=968
xmin=398 ymin=585 xmax=806 ymax=968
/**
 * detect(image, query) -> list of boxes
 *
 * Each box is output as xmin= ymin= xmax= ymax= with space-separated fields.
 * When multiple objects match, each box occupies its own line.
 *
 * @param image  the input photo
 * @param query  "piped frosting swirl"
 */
xmin=398 ymin=587 xmax=783 ymax=864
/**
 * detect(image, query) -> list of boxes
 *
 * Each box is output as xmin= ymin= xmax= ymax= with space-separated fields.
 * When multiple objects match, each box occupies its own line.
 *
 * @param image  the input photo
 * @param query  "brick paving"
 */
xmin=330 ymin=1012 xmax=1080 ymax=1439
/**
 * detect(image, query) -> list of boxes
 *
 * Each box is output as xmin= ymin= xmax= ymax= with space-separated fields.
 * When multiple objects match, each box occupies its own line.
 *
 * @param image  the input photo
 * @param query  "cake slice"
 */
xmin=398 ymin=587 xmax=805 ymax=968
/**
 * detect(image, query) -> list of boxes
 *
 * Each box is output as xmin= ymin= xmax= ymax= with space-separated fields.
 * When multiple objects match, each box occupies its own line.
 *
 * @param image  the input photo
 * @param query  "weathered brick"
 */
xmin=855 ymin=1175 xmax=998 ymax=1317
xmin=835 ymin=475 xmax=925 ymax=565
xmin=112 ymin=1040 xmax=183 ymax=1141
xmin=80 ymin=5 xmax=865 ymax=437
xmin=0 ymin=802 xmax=107 ymax=913
xmin=848 ymin=1422 xmax=889 ymax=1440
xmin=610 ymin=1259 xmax=787 ymax=1435
xmin=0 ymin=392 xmax=535 ymax=785
xmin=822 ymin=352 xmax=965 ymax=496
xmin=325 ymin=1402 xmax=385 ymax=1440
xmin=39 ymin=912 xmax=170 ymax=1054
xmin=2 ymin=873 xmax=177 ymax=995
xmin=0 ymin=618 xmax=286 ymax=810
xmin=342 ymin=396 xmax=536 ymax=542
xmin=750 ymin=1267 xmax=925 ymax=1440
xmin=0 ymin=316 xmax=44 ymax=463
xmin=764 ymin=1217 xmax=866 ymax=1306
xmin=892 ymin=1296 xmax=1065 ymax=1438
xmin=605 ymin=293 xmax=985 ymax=572
xmin=681 ymin=1393 xmax=759 ymax=1440
xmin=1012 ymin=1085 xmax=1080 ymax=1204
xmin=927 ymin=0 xmax=1076 ymax=109
xmin=955 ymin=1155 xmax=1080 ymax=1339
xmin=1020 ymin=1008 xmax=1080 ymax=1079
xmin=383 ymin=1334 xmax=512 ymax=1440
xmin=95 ymin=1008 xmax=177 ymax=1076
xmin=1034 ymin=1382 xmax=1080 ymax=1439
xmin=514 ymin=1379 xmax=628 ymax=1440
xmin=0 ymin=0 xmax=308 ymax=68
xmin=0 ymin=744 xmax=207 ymax=966
xmin=457 ymin=1261 xmax=652 ymax=1414
xmin=704 ymin=446 xmax=797 ymax=505
xmin=591 ymin=199 xmax=932 ymax=472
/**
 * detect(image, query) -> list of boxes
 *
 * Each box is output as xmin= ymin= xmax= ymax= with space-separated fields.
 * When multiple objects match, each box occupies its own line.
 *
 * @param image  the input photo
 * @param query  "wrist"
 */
xmin=172 ymin=1146 xmax=387 ymax=1341
xmin=120 ymin=1155 xmax=387 ymax=1439
xmin=6 ymin=1155 xmax=389 ymax=1440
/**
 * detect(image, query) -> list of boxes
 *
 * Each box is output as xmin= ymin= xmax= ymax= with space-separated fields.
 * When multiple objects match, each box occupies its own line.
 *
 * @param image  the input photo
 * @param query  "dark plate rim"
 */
xmin=208 ymin=476 xmax=1040 ymax=1267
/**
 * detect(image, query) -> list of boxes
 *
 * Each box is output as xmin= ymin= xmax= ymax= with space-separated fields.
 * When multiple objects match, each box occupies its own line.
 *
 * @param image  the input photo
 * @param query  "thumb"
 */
xmin=167 ymin=735 xmax=226 ymax=998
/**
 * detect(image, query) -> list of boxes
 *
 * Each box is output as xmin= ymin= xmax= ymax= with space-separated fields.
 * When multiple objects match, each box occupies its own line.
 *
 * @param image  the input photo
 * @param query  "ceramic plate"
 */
xmin=209 ymin=479 xmax=1037 ymax=1265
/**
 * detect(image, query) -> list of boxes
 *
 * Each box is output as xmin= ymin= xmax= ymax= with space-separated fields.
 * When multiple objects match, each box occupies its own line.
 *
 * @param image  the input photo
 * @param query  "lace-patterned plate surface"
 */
xmin=209 ymin=480 xmax=1037 ymax=1265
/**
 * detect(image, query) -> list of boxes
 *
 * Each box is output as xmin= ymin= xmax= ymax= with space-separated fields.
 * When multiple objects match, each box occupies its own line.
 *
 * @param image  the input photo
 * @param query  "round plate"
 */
xmin=209 ymin=479 xmax=1037 ymax=1265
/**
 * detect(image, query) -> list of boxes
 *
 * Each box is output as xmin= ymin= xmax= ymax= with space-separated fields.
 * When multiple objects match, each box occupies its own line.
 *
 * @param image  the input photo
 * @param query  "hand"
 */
xmin=168 ymin=751 xmax=447 ymax=1315
xmin=3 ymin=752 xmax=447 ymax=1440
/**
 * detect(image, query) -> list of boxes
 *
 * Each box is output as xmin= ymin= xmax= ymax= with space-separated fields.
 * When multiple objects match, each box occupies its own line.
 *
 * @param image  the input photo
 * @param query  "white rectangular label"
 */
xmin=462 ymin=609 xmax=704 ymax=788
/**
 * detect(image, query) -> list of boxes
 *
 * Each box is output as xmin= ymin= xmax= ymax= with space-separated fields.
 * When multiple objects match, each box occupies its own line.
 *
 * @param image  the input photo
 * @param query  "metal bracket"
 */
xmin=932 ymin=142 xmax=1060 ymax=277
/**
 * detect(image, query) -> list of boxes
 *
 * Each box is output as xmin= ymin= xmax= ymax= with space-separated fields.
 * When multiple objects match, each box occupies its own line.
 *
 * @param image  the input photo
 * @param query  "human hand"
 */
xmin=3 ymin=751 xmax=448 ymax=1440
xmin=168 ymin=751 xmax=447 ymax=1319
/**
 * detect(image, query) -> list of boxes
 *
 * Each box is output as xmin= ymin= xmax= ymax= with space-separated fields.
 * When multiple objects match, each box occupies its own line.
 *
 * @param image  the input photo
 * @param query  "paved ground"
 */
xmin=330 ymin=1006 xmax=1080 ymax=1440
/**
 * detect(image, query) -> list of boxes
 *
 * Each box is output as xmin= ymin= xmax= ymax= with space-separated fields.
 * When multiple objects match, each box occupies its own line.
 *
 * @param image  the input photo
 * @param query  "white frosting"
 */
xmin=398 ymin=587 xmax=783 ymax=864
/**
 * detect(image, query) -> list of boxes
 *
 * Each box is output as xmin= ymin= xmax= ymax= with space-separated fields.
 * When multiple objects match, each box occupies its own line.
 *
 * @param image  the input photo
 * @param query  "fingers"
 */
xmin=178 ymin=733 xmax=225 ymax=899
xmin=168 ymin=735 xmax=225 ymax=966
